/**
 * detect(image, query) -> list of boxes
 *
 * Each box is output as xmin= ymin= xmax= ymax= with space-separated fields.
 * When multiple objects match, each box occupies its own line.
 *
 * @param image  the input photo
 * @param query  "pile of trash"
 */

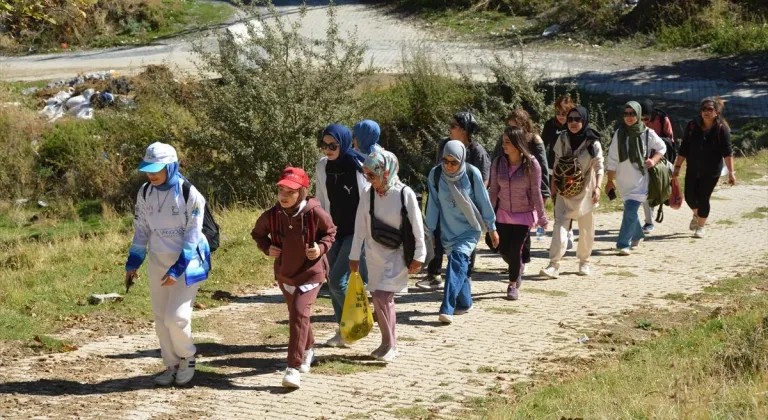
xmin=31 ymin=70 xmax=137 ymax=122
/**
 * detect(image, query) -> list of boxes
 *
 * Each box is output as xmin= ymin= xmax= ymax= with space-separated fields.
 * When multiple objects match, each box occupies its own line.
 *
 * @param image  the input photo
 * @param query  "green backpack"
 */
xmin=645 ymin=130 xmax=672 ymax=222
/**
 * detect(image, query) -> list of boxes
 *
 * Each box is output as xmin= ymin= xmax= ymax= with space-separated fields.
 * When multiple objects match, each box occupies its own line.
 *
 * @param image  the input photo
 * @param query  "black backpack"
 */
xmin=653 ymin=109 xmax=678 ymax=164
xmin=142 ymin=181 xmax=221 ymax=252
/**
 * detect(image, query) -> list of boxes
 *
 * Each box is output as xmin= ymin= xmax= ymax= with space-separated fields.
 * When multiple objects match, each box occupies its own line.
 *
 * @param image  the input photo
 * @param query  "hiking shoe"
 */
xmin=642 ymin=223 xmax=654 ymax=234
xmin=175 ymin=357 xmax=196 ymax=385
xmin=416 ymin=276 xmax=444 ymax=290
xmin=378 ymin=347 xmax=398 ymax=363
xmin=454 ymin=306 xmax=472 ymax=315
xmin=566 ymin=231 xmax=574 ymax=250
xmin=325 ymin=330 xmax=349 ymax=348
xmin=578 ymin=263 xmax=591 ymax=277
xmin=539 ymin=265 xmax=559 ymax=279
xmin=370 ymin=344 xmax=387 ymax=358
xmin=694 ymin=227 xmax=706 ymax=238
xmin=282 ymin=368 xmax=301 ymax=389
xmin=438 ymin=313 xmax=453 ymax=324
xmin=154 ymin=366 xmax=177 ymax=386
xmin=631 ymin=239 xmax=642 ymax=248
xmin=618 ymin=248 xmax=632 ymax=256
xmin=506 ymin=283 xmax=519 ymax=301
xmin=299 ymin=348 xmax=315 ymax=373
xmin=689 ymin=215 xmax=699 ymax=231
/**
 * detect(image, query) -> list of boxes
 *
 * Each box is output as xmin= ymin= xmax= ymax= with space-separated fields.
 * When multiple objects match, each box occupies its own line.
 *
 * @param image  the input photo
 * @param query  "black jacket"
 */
xmin=541 ymin=118 xmax=565 ymax=169
xmin=679 ymin=118 xmax=732 ymax=178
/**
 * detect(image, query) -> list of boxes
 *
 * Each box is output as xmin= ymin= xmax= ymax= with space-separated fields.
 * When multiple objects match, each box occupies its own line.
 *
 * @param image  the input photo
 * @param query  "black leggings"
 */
xmin=684 ymin=175 xmax=719 ymax=218
xmin=497 ymin=223 xmax=530 ymax=283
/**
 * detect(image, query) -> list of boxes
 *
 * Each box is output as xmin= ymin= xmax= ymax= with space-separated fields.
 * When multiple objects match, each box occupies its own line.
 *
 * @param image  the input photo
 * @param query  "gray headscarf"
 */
xmin=441 ymin=140 xmax=483 ymax=232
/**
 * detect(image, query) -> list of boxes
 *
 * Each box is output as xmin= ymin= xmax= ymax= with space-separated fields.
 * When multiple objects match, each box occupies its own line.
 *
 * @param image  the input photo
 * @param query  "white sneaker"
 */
xmin=631 ymin=239 xmax=642 ymax=248
xmin=154 ymin=366 xmax=177 ymax=386
xmin=438 ymin=313 xmax=453 ymax=324
xmin=566 ymin=231 xmax=574 ymax=250
xmin=325 ymin=330 xmax=349 ymax=348
xmin=282 ymin=367 xmax=301 ymax=389
xmin=689 ymin=215 xmax=699 ymax=231
xmin=378 ymin=347 xmax=398 ymax=363
xmin=539 ymin=264 xmax=559 ymax=279
xmin=454 ymin=306 xmax=472 ymax=315
xmin=415 ymin=276 xmax=444 ymax=290
xmin=618 ymin=248 xmax=632 ymax=256
xmin=299 ymin=348 xmax=315 ymax=373
xmin=694 ymin=227 xmax=706 ymax=238
xmin=578 ymin=263 xmax=590 ymax=276
xmin=175 ymin=357 xmax=196 ymax=385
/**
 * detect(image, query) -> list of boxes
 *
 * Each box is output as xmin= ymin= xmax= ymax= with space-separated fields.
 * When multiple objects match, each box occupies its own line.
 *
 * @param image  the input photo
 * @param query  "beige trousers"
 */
xmin=549 ymin=203 xmax=595 ymax=268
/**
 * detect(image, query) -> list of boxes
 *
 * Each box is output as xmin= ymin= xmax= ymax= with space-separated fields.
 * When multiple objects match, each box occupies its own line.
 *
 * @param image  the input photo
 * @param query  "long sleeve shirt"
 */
xmin=607 ymin=128 xmax=667 ymax=202
xmin=425 ymin=164 xmax=497 ymax=257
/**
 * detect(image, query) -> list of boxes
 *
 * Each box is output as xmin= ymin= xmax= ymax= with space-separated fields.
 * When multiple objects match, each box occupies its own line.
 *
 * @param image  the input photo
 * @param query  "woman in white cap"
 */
xmin=125 ymin=142 xmax=211 ymax=386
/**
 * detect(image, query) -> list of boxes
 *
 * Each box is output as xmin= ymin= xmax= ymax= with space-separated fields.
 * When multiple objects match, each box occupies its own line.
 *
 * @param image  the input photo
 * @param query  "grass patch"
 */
xmin=196 ymin=362 xmax=220 ymax=374
xmin=314 ymin=296 xmax=334 ymax=308
xmin=477 ymin=366 xmax=497 ymax=374
xmin=29 ymin=335 xmax=77 ymax=353
xmin=434 ymin=393 xmax=454 ymax=403
xmin=392 ymin=406 xmax=432 ymax=419
xmin=420 ymin=9 xmax=531 ymax=40
xmin=470 ymin=269 xmax=768 ymax=418
xmin=0 ymin=207 xmax=274 ymax=341
xmin=398 ymin=336 xmax=418 ymax=342
xmin=734 ymin=150 xmax=768 ymax=184
xmin=662 ymin=293 xmax=688 ymax=302
xmin=605 ymin=271 xmax=638 ymax=278
xmin=487 ymin=307 xmax=520 ymax=315
xmin=717 ymin=219 xmax=737 ymax=226
xmin=458 ymin=368 xmax=473 ymax=373
xmin=742 ymin=206 xmax=768 ymax=220
xmin=312 ymin=357 xmax=385 ymax=376
xmin=524 ymin=288 xmax=568 ymax=297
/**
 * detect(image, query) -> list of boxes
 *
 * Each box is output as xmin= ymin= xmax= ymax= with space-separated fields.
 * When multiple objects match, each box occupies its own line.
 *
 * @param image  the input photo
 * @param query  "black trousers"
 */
xmin=684 ymin=175 xmax=719 ymax=218
xmin=497 ymin=223 xmax=530 ymax=282
xmin=428 ymin=225 xmax=476 ymax=277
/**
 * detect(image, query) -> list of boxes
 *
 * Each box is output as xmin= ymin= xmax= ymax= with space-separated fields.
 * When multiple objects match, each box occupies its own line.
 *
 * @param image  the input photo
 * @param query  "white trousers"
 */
xmin=642 ymin=201 xmax=654 ymax=225
xmin=148 ymin=257 xmax=199 ymax=367
xmin=549 ymin=204 xmax=595 ymax=268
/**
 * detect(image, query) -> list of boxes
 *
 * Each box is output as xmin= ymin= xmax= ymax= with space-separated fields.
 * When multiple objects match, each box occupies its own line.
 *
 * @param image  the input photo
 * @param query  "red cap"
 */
xmin=277 ymin=167 xmax=310 ymax=190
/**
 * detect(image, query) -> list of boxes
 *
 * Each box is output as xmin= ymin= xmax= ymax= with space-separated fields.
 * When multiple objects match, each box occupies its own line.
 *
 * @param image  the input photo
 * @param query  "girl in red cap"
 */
xmin=251 ymin=167 xmax=337 ymax=389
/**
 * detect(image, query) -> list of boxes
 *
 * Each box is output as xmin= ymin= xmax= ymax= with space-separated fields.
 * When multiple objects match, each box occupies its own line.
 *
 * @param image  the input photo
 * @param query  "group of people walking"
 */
xmin=124 ymin=95 xmax=735 ymax=389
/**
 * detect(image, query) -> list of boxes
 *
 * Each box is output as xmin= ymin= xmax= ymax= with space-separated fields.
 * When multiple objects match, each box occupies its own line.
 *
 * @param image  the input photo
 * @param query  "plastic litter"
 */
xmin=578 ymin=334 xmax=590 ymax=344
xmin=542 ymin=24 xmax=561 ymax=37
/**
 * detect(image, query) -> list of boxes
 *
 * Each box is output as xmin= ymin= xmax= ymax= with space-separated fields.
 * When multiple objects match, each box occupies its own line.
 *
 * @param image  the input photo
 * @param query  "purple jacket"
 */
xmin=489 ymin=155 xmax=548 ymax=226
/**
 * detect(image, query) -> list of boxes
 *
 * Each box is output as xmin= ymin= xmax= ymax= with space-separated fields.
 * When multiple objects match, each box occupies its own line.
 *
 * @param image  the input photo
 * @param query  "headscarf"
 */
xmin=363 ymin=149 xmax=399 ymax=197
xmin=441 ymin=140 xmax=483 ymax=232
xmin=155 ymin=161 xmax=183 ymax=192
xmin=323 ymin=123 xmax=366 ymax=171
xmin=616 ymin=101 xmax=647 ymax=174
xmin=566 ymin=106 xmax=601 ymax=155
xmin=453 ymin=112 xmax=478 ymax=137
xmin=353 ymin=120 xmax=381 ymax=155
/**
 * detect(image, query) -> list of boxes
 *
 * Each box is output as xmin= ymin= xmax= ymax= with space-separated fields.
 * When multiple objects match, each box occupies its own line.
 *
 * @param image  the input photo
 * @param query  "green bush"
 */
xmin=0 ymin=105 xmax=44 ymax=199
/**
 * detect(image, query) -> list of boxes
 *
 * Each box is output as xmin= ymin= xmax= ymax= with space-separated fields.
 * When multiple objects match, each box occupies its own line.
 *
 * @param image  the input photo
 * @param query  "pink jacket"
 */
xmin=489 ymin=156 xmax=548 ymax=226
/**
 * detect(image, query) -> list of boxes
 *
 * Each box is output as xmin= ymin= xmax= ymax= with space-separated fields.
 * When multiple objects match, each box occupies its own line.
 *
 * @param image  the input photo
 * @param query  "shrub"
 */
xmin=0 ymin=104 xmax=44 ymax=199
xmin=188 ymin=4 xmax=366 ymax=206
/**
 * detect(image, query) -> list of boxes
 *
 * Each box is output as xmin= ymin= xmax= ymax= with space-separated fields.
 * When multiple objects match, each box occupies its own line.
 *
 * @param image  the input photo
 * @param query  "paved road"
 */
xmin=1 ymin=183 xmax=767 ymax=418
xmin=1 ymin=2 xmax=766 ymax=117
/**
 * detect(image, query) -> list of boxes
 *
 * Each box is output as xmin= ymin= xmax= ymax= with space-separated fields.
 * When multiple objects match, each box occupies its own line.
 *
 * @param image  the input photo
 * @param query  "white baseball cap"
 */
xmin=138 ymin=142 xmax=178 ymax=173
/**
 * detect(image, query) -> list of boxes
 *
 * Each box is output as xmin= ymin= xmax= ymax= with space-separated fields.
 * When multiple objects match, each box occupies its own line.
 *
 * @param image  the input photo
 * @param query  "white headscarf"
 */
xmin=441 ymin=140 xmax=483 ymax=232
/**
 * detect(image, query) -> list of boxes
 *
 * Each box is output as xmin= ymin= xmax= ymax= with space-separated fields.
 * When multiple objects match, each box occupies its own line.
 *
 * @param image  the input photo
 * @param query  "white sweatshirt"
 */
xmin=607 ymin=128 xmax=667 ymax=203
xmin=349 ymin=183 xmax=426 ymax=293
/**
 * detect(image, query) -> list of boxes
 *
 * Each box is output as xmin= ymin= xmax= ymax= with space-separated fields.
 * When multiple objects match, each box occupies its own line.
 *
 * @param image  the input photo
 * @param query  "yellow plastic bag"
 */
xmin=340 ymin=271 xmax=374 ymax=344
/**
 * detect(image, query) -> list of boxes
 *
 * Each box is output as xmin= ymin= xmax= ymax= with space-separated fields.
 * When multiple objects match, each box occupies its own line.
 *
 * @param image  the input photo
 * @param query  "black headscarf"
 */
xmin=566 ymin=106 xmax=601 ymax=157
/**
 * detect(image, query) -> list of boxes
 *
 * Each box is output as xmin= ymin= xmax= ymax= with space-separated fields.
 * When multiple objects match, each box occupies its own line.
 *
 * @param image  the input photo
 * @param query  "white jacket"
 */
xmin=607 ymin=128 xmax=667 ymax=203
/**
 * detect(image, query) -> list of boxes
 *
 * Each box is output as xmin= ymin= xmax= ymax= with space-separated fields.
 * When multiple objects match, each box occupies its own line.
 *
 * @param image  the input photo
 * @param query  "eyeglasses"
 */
xmin=364 ymin=172 xmax=377 ymax=181
xmin=442 ymin=158 xmax=460 ymax=167
xmin=318 ymin=140 xmax=339 ymax=151
xmin=624 ymin=112 xmax=637 ymax=117
xmin=566 ymin=116 xmax=582 ymax=123
xmin=701 ymin=107 xmax=716 ymax=112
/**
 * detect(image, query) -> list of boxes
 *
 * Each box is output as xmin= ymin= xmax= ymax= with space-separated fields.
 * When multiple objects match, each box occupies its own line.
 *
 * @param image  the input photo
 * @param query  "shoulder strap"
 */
xmin=433 ymin=166 xmax=442 ymax=193
xmin=369 ymin=187 xmax=375 ymax=216
xmin=400 ymin=186 xmax=408 ymax=216
xmin=182 ymin=180 xmax=191 ymax=203
xmin=142 ymin=183 xmax=150 ymax=200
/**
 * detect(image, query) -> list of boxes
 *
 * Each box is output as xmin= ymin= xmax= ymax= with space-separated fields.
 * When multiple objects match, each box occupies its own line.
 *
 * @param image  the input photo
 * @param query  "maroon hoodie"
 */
xmin=251 ymin=198 xmax=336 ymax=286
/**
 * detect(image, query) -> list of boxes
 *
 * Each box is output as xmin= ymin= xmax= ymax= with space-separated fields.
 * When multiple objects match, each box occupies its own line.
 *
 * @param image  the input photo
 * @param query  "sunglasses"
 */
xmin=624 ymin=111 xmax=637 ymax=117
xmin=364 ymin=172 xmax=377 ymax=181
xmin=701 ymin=107 xmax=716 ymax=112
xmin=318 ymin=140 xmax=339 ymax=151
xmin=566 ymin=116 xmax=582 ymax=123
xmin=442 ymin=158 xmax=460 ymax=167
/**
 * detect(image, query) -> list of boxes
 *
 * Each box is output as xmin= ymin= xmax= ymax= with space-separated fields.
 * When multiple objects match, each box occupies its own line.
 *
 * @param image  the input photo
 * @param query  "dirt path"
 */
xmin=1 ymin=183 xmax=767 ymax=419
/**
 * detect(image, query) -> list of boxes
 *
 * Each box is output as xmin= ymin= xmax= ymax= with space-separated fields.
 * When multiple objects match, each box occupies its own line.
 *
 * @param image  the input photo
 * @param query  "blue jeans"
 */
xmin=440 ymin=251 xmax=472 ymax=316
xmin=326 ymin=234 xmax=367 ymax=324
xmin=617 ymin=199 xmax=645 ymax=249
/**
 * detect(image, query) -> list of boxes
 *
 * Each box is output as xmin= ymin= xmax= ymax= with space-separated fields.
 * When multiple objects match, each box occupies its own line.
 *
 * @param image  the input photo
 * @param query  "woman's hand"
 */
xmin=161 ymin=274 xmax=177 ymax=287
xmin=728 ymin=173 xmax=737 ymax=186
xmin=592 ymin=186 xmax=602 ymax=204
xmin=125 ymin=269 xmax=137 ymax=291
xmin=644 ymin=158 xmax=655 ymax=168
xmin=540 ymin=222 xmax=549 ymax=231
xmin=305 ymin=242 xmax=320 ymax=260
xmin=268 ymin=245 xmax=282 ymax=258
xmin=408 ymin=260 xmax=423 ymax=274
xmin=489 ymin=230 xmax=500 ymax=249
xmin=672 ymin=168 xmax=680 ymax=178
xmin=605 ymin=180 xmax=615 ymax=194
xmin=349 ymin=260 xmax=359 ymax=273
